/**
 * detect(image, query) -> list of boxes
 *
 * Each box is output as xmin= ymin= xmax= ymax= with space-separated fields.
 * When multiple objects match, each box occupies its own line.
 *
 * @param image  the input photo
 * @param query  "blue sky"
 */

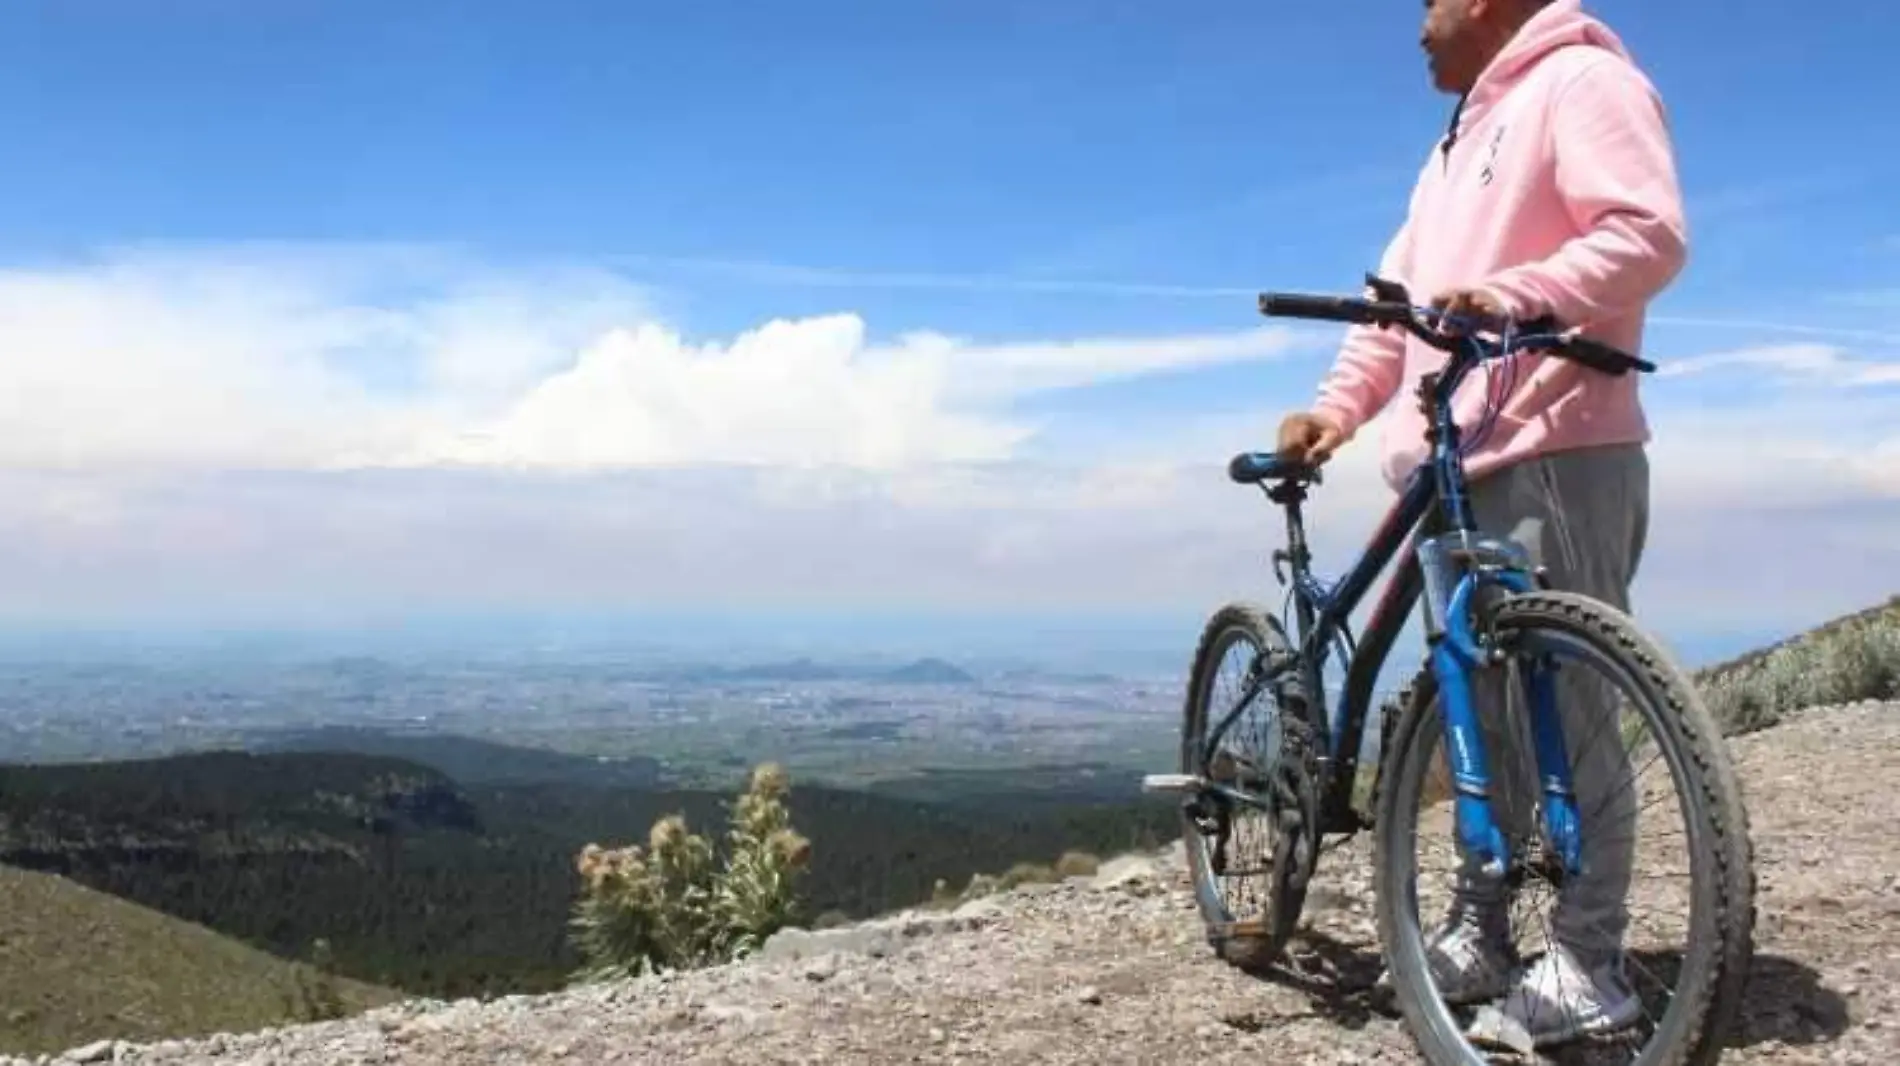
xmin=0 ymin=0 xmax=1895 ymax=670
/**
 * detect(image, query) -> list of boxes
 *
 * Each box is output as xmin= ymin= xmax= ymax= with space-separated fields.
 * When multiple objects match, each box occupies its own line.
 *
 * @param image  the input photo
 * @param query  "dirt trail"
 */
xmin=23 ymin=701 xmax=1896 ymax=1066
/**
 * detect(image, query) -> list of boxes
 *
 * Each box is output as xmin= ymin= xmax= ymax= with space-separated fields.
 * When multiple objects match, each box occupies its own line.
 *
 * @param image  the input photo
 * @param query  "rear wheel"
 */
xmin=1178 ymin=602 xmax=1321 ymax=968
xmin=1373 ymin=591 xmax=1755 ymax=1066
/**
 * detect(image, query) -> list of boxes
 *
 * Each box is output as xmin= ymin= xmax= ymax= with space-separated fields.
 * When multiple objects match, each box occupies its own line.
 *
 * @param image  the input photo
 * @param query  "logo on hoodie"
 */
xmin=1479 ymin=124 xmax=1507 ymax=186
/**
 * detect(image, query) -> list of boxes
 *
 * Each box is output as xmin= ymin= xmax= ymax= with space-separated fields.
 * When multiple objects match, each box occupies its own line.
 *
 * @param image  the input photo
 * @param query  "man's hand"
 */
xmin=1276 ymin=411 xmax=1344 ymax=467
xmin=1428 ymin=286 xmax=1508 ymax=335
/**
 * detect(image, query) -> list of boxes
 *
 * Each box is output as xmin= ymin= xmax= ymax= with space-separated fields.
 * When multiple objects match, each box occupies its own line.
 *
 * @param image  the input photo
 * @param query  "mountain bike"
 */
xmin=1143 ymin=276 xmax=1755 ymax=1065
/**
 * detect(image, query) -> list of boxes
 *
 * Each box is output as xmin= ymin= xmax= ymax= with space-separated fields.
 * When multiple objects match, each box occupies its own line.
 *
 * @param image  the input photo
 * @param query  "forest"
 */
xmin=0 ymin=743 xmax=1177 ymax=999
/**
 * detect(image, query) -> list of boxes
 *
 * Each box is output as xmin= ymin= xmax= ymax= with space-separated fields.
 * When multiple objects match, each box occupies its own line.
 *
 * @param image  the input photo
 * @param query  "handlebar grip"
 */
xmin=1258 ymin=293 xmax=1372 ymax=325
xmin=1563 ymin=335 xmax=1656 ymax=375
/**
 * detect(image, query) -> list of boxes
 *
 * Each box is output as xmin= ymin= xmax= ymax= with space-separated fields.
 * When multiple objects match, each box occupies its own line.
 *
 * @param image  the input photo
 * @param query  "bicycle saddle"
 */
xmin=1228 ymin=451 xmax=1324 ymax=486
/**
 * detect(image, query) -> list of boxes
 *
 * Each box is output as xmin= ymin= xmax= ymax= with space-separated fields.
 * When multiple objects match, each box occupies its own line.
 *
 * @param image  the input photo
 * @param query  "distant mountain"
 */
xmin=882 ymin=658 xmax=976 ymax=685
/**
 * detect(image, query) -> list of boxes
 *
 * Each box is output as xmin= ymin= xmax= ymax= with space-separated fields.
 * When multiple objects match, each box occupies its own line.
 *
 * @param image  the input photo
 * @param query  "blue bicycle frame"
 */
xmin=1222 ymin=295 xmax=1616 ymax=880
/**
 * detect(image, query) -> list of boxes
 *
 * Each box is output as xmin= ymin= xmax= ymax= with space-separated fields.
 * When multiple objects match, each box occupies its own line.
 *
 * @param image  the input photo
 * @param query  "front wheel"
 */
xmin=1373 ymin=591 xmax=1755 ymax=1066
xmin=1178 ymin=602 xmax=1321 ymax=969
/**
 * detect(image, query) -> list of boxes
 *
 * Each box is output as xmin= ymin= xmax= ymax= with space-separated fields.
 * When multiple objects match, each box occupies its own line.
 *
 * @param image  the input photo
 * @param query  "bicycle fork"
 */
xmin=1415 ymin=532 xmax=1584 ymax=882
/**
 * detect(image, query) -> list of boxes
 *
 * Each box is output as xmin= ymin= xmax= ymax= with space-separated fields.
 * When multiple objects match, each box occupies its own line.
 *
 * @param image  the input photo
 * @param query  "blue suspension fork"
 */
xmin=1413 ymin=345 xmax=1583 ymax=881
xmin=1525 ymin=649 xmax=1583 ymax=874
xmin=1417 ymin=533 xmax=1584 ymax=878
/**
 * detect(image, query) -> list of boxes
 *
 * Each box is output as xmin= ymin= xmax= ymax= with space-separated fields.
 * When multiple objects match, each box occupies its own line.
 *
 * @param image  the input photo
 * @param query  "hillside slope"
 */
xmin=0 ymin=746 xmax=1174 ymax=1000
xmin=1694 ymin=595 xmax=1899 ymax=736
xmin=0 ymin=864 xmax=398 ymax=1059
xmin=29 ymin=698 xmax=1891 ymax=1066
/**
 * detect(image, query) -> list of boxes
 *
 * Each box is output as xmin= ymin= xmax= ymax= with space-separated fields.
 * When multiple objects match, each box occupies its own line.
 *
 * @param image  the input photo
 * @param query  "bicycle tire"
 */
xmin=1179 ymin=601 xmax=1322 ymax=969
xmin=1372 ymin=591 xmax=1755 ymax=1066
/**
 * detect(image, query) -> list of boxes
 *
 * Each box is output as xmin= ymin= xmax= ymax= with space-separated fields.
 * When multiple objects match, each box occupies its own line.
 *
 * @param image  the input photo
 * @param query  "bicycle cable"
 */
xmin=1456 ymin=323 xmax=1517 ymax=457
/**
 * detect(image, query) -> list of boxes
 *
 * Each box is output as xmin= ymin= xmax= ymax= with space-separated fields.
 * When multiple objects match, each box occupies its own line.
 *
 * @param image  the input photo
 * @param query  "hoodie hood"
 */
xmin=1458 ymin=0 xmax=1633 ymax=129
xmin=1316 ymin=0 xmax=1683 ymax=493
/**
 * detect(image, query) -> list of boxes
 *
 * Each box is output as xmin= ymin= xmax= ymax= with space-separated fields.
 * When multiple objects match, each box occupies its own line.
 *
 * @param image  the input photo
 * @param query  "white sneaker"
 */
xmin=1494 ymin=942 xmax=1642 ymax=1047
xmin=1376 ymin=901 xmax=1515 ymax=1006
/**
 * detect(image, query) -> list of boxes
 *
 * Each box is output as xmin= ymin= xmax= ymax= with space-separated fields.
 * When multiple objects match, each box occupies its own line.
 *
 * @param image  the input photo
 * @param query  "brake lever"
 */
xmin=1363 ymin=273 xmax=1411 ymax=304
xmin=1360 ymin=275 xmax=1427 ymax=337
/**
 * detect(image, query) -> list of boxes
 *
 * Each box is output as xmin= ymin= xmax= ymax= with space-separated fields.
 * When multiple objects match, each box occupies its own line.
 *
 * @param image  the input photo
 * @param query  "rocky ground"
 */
xmin=19 ymin=701 xmax=1897 ymax=1065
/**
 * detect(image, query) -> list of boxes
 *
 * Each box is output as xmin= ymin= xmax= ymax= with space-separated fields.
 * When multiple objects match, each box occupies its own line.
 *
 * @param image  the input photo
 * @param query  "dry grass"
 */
xmin=0 ymin=864 xmax=397 ymax=1058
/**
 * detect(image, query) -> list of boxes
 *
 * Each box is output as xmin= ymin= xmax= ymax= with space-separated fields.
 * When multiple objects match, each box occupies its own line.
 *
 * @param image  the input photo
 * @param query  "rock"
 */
xmin=1091 ymin=856 xmax=1161 ymax=892
xmin=756 ymin=926 xmax=824 ymax=962
xmin=951 ymin=897 xmax=1005 ymax=923
xmin=701 ymin=1003 xmax=765 ymax=1026
xmin=61 ymin=1042 xmax=114 ymax=1065
xmin=1075 ymin=985 xmax=1103 ymax=1005
xmin=802 ymin=953 xmax=840 ymax=982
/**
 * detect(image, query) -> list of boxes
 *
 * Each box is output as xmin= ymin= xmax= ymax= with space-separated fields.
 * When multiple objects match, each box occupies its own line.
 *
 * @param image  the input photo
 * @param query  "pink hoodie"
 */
xmin=1311 ymin=0 xmax=1686 ymax=491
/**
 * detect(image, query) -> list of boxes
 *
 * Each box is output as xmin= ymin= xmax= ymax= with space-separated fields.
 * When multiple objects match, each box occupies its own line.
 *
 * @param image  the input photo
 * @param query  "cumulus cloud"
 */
xmin=394 ymin=316 xmax=1304 ymax=470
xmin=0 ymin=242 xmax=1893 ymax=644
xmin=0 ymin=244 xmax=1304 ymax=473
xmin=0 ymin=243 xmax=657 ymax=470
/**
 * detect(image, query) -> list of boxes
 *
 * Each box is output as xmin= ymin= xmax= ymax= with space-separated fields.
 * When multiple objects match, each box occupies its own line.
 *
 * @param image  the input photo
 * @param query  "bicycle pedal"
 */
xmin=1141 ymin=773 xmax=1208 ymax=795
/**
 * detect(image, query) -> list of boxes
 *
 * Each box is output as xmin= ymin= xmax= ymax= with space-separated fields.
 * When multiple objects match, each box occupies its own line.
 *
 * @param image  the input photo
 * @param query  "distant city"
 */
xmin=0 ymin=607 xmax=1764 ymax=783
xmin=0 ymin=640 xmax=1193 ymax=790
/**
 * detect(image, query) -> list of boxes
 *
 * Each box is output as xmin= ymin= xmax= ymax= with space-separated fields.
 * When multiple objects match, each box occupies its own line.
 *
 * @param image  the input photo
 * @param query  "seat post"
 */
xmin=1266 ymin=478 xmax=1314 ymax=583
xmin=1265 ymin=477 xmax=1320 ymax=645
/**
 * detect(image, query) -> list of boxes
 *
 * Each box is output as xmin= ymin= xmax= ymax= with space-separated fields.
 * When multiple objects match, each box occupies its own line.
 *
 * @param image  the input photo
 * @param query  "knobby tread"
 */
xmin=1371 ymin=590 xmax=1755 ymax=1066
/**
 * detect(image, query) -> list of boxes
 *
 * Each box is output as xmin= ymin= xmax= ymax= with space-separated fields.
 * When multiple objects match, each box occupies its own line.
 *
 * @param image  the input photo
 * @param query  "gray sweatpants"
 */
xmin=1437 ymin=442 xmax=1649 ymax=967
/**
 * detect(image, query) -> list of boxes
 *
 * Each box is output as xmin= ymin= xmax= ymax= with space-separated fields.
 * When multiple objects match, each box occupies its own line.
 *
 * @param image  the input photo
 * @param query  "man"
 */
xmin=1275 ymin=0 xmax=1684 ymax=1047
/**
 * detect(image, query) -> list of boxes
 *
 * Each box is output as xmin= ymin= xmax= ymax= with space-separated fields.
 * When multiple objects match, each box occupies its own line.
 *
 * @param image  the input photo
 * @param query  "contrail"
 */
xmin=604 ymin=254 xmax=1260 ymax=299
xmin=1649 ymin=315 xmax=1900 ymax=347
xmin=610 ymin=253 xmax=1900 ymax=347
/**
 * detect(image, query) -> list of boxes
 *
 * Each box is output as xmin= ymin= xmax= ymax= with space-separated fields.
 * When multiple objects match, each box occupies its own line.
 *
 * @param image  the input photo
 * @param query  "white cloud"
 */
xmin=1656 ymin=342 xmax=1900 ymax=386
xmin=0 ymin=242 xmax=1893 ymax=646
xmin=395 ymin=317 xmax=1300 ymax=470
xmin=0 ymin=244 xmax=658 ymax=470
xmin=0 ymin=243 xmax=1306 ymax=474
xmin=394 ymin=315 xmax=1028 ymax=470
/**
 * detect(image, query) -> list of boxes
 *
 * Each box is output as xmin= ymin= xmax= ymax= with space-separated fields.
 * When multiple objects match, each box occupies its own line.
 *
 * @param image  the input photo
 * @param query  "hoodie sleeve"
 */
xmin=1478 ymin=57 xmax=1688 ymax=327
xmin=1311 ymin=217 xmax=1413 ymax=441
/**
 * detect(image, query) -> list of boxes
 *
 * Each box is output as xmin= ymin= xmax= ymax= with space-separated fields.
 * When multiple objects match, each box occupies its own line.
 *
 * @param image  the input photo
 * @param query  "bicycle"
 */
xmin=1143 ymin=275 xmax=1755 ymax=1065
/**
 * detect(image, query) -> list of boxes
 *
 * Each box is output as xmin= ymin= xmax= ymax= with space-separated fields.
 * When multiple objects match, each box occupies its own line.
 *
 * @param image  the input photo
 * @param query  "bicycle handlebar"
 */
xmin=1258 ymin=276 xmax=1656 ymax=377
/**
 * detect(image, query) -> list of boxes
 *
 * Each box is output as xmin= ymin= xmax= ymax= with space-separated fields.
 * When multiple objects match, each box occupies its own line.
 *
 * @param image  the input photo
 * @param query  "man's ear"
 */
xmin=1474 ymin=0 xmax=1541 ymax=21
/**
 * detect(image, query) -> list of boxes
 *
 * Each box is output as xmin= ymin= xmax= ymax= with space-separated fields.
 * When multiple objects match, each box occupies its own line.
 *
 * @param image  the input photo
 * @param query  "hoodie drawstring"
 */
xmin=1440 ymin=94 xmax=1468 ymax=168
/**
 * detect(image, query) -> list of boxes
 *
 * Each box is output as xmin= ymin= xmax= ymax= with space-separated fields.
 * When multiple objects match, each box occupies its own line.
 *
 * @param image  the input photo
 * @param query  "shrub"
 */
xmin=288 ymin=937 xmax=347 ymax=1022
xmin=960 ymin=872 xmax=1000 ymax=901
xmin=996 ymin=862 xmax=1059 ymax=889
xmin=1054 ymin=850 xmax=1101 ymax=878
xmin=1699 ymin=610 xmax=1900 ymax=736
xmin=568 ymin=762 xmax=811 ymax=980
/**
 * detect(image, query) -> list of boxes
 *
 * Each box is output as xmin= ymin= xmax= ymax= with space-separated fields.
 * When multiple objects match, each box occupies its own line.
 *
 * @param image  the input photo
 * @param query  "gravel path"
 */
xmin=22 ymin=701 xmax=1896 ymax=1066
